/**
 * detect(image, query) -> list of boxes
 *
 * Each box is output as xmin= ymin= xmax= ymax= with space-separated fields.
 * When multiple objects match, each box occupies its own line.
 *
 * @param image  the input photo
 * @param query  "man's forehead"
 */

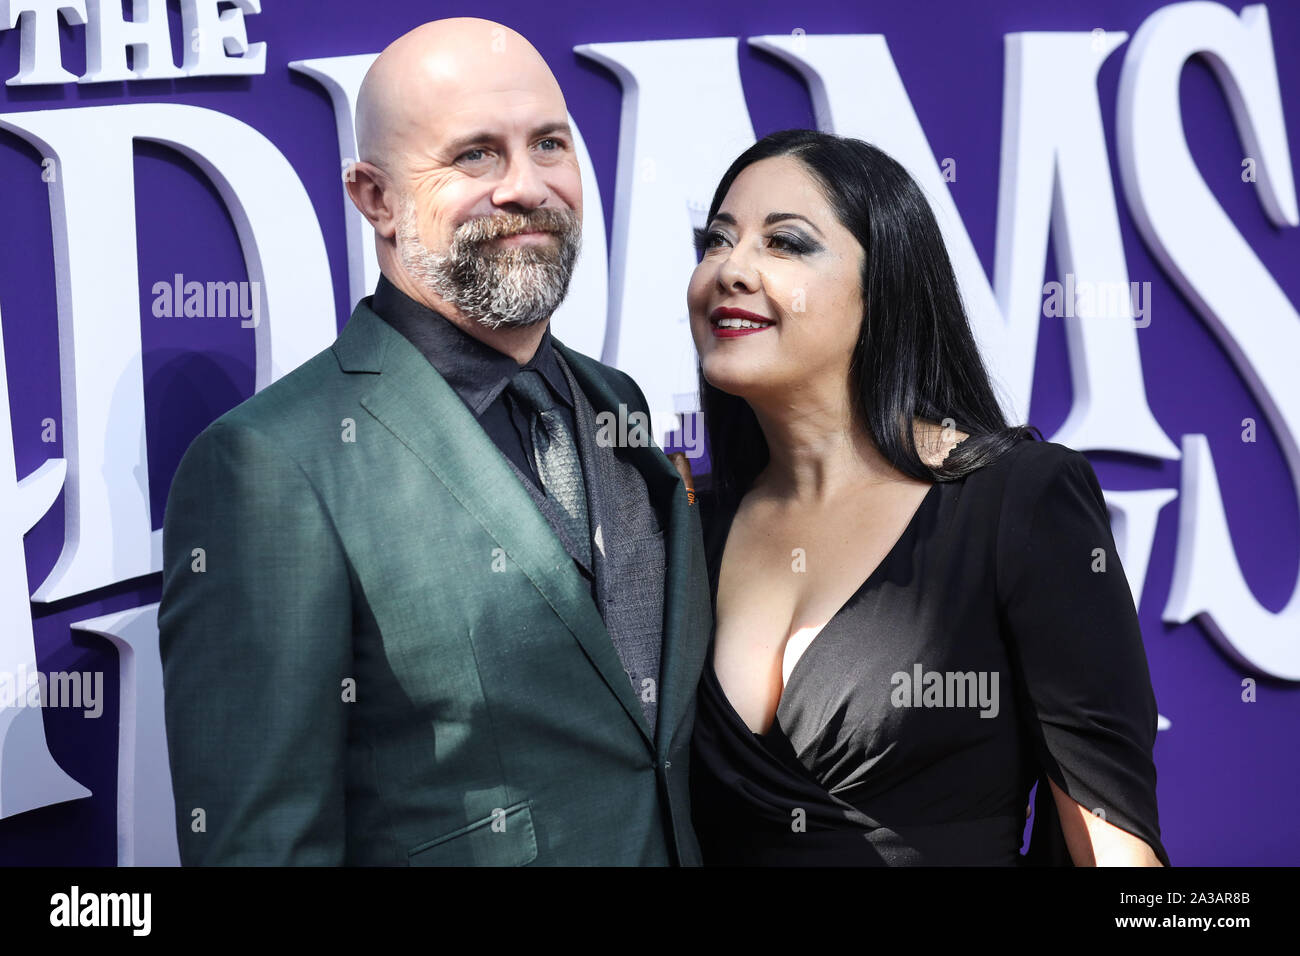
xmin=427 ymin=101 xmax=570 ymax=147
xmin=411 ymin=59 xmax=562 ymax=117
xmin=416 ymin=45 xmax=563 ymax=102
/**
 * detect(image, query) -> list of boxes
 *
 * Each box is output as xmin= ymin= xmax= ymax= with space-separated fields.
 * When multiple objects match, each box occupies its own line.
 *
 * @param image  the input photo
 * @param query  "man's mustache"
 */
xmin=454 ymin=208 xmax=580 ymax=246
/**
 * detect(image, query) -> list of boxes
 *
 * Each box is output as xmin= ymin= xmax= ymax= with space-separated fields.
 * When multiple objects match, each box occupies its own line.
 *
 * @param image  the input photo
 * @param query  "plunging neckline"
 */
xmin=709 ymin=479 xmax=942 ymax=738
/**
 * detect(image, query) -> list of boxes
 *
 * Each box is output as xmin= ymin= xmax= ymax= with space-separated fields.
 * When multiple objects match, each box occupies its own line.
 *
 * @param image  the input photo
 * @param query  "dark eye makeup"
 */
xmin=691 ymin=225 xmax=822 ymax=258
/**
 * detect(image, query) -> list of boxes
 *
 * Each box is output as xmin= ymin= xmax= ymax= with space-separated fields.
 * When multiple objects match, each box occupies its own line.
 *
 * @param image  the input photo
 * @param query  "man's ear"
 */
xmin=345 ymin=161 xmax=400 ymax=240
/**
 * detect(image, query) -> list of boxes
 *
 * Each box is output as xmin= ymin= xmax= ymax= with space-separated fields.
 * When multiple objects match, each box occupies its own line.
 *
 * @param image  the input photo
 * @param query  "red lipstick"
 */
xmin=710 ymin=306 xmax=775 ymax=338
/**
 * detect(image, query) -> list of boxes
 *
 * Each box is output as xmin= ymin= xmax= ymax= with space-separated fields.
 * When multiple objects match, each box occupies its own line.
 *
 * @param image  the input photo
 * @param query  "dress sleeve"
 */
xmin=996 ymin=442 xmax=1170 ymax=866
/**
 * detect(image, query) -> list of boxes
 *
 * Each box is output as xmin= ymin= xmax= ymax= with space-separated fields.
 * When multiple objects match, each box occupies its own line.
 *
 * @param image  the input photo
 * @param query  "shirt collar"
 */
xmin=369 ymin=273 xmax=572 ymax=417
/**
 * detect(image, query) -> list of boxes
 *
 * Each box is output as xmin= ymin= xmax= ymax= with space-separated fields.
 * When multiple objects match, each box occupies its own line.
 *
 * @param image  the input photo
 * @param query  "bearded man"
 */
xmin=157 ymin=17 xmax=712 ymax=866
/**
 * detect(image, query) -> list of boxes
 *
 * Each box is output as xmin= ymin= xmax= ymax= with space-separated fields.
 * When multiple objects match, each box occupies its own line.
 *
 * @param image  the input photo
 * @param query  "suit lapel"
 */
xmin=553 ymin=340 xmax=710 ymax=759
xmin=335 ymin=302 xmax=653 ymax=746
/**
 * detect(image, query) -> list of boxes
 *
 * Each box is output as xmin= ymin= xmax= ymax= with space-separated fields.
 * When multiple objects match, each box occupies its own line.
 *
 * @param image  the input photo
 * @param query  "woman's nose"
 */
xmin=717 ymin=244 xmax=760 ymax=292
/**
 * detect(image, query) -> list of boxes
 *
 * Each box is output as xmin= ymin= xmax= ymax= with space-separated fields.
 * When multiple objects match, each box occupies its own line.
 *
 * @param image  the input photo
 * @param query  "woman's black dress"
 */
xmin=689 ymin=439 xmax=1170 ymax=866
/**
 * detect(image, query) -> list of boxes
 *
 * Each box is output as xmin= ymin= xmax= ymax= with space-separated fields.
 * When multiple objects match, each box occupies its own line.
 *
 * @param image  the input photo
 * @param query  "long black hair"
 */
xmin=695 ymin=128 xmax=1038 ymax=508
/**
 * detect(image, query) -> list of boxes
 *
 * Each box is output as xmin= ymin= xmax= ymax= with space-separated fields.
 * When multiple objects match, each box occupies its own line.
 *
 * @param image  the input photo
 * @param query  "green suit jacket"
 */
xmin=158 ymin=298 xmax=713 ymax=865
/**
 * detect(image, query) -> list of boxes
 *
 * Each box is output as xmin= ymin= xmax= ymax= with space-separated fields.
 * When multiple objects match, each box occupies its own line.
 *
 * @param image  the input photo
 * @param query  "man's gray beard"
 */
xmin=397 ymin=202 xmax=581 ymax=330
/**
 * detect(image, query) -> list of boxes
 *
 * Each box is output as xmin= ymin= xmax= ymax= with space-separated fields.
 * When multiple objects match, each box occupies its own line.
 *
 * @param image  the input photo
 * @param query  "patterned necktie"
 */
xmin=506 ymin=368 xmax=591 ymax=564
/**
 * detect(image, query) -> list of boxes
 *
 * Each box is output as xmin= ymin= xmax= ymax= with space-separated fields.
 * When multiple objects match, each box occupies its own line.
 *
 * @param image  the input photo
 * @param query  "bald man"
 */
xmin=158 ymin=19 xmax=712 ymax=866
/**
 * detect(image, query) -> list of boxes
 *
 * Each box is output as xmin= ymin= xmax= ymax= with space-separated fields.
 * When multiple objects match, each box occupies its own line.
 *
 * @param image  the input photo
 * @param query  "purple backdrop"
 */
xmin=2 ymin=0 xmax=1297 ymax=865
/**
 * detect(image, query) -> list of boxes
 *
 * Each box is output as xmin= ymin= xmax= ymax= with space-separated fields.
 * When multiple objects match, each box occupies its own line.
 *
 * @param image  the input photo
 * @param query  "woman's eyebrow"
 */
xmin=763 ymin=212 xmax=824 ymax=236
xmin=708 ymin=210 xmax=824 ymax=237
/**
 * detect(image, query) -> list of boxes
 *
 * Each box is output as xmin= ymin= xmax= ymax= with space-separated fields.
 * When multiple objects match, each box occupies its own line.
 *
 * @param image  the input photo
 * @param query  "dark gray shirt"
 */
xmin=368 ymin=273 xmax=576 ymax=491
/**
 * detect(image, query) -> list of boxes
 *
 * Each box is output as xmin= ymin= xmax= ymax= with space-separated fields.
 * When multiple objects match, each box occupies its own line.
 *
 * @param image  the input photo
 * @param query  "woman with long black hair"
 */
xmin=687 ymin=128 xmax=1168 ymax=866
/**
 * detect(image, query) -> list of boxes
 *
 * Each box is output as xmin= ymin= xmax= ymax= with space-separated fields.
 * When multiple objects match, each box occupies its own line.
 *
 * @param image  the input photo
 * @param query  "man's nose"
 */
xmin=492 ymin=153 xmax=550 ymax=209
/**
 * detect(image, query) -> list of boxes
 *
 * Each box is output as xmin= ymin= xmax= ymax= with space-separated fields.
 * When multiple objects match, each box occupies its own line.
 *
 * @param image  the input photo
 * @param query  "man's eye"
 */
xmin=459 ymin=148 xmax=489 ymax=163
xmin=537 ymin=138 xmax=563 ymax=151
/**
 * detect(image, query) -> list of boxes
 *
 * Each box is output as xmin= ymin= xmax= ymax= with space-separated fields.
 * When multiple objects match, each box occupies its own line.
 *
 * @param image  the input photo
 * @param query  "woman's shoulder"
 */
xmin=976 ymin=438 xmax=1118 ymax=592
xmin=968 ymin=433 xmax=1083 ymax=469
xmin=1002 ymin=435 xmax=1092 ymax=473
xmin=958 ymin=435 xmax=1098 ymax=502
xmin=937 ymin=437 xmax=1108 ymax=555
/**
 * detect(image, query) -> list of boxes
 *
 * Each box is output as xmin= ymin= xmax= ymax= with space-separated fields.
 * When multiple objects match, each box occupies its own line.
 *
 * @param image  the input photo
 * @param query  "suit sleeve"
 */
xmin=996 ymin=444 xmax=1169 ymax=866
xmin=612 ymin=368 xmax=652 ymax=418
xmin=158 ymin=420 xmax=352 ymax=865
